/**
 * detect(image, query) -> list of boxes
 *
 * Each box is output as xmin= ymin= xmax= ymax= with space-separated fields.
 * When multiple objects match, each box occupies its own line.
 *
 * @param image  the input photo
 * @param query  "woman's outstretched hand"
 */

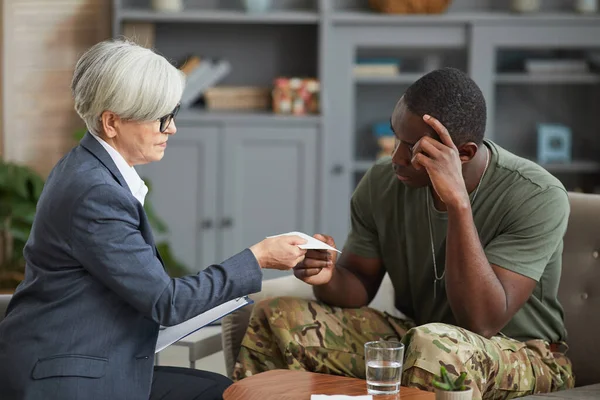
xmin=250 ymin=235 xmax=307 ymax=270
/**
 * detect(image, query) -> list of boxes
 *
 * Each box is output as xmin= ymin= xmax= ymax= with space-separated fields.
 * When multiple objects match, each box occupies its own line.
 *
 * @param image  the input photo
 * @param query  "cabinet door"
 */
xmin=221 ymin=126 xmax=318 ymax=279
xmin=137 ymin=126 xmax=219 ymax=273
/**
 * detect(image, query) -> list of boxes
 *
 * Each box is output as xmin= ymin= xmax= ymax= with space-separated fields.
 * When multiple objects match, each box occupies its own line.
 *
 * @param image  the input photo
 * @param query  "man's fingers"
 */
xmin=295 ymin=267 xmax=322 ymax=278
xmin=296 ymin=258 xmax=329 ymax=269
xmin=324 ymin=236 xmax=336 ymax=248
xmin=412 ymin=137 xmax=443 ymax=160
xmin=411 ymin=152 xmax=432 ymax=171
xmin=306 ymin=249 xmax=330 ymax=261
xmin=313 ymin=233 xmax=328 ymax=243
xmin=294 ymin=255 xmax=306 ymax=267
xmin=314 ymin=233 xmax=336 ymax=248
xmin=423 ymin=114 xmax=455 ymax=149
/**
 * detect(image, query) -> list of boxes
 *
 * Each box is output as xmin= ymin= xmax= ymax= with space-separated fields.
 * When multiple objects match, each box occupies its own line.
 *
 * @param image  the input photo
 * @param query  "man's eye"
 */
xmin=395 ymin=138 xmax=413 ymax=151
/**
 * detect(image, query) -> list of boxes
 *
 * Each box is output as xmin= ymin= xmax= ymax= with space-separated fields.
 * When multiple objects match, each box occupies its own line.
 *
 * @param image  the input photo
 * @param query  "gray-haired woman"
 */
xmin=0 ymin=39 xmax=306 ymax=400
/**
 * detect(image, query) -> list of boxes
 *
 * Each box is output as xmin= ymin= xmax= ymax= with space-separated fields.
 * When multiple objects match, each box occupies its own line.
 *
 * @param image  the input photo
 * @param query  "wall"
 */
xmin=2 ymin=0 xmax=111 ymax=175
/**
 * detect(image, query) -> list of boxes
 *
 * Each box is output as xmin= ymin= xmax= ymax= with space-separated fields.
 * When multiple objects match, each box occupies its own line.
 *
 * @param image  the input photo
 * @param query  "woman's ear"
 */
xmin=457 ymin=142 xmax=479 ymax=163
xmin=101 ymin=111 xmax=119 ymax=139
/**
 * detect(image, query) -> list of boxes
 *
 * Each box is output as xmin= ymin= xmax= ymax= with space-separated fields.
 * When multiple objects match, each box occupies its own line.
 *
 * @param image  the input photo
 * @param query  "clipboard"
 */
xmin=155 ymin=296 xmax=253 ymax=353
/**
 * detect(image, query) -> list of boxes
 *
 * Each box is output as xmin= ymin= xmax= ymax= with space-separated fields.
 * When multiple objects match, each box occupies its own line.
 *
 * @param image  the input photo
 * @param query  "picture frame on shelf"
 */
xmin=537 ymin=123 xmax=572 ymax=165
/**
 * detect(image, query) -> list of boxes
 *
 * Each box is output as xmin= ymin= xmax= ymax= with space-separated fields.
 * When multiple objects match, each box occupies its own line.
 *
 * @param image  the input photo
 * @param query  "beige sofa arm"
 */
xmin=221 ymin=275 xmax=315 ymax=378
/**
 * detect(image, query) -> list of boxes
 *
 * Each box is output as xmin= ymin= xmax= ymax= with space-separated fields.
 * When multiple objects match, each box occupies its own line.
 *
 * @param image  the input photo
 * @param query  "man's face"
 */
xmin=390 ymin=98 xmax=437 ymax=188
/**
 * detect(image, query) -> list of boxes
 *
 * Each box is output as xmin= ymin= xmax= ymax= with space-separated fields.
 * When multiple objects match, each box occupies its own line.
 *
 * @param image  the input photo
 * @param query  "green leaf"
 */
xmin=144 ymin=199 xmax=168 ymax=234
xmin=156 ymin=241 xmax=188 ymax=277
xmin=454 ymin=372 xmax=467 ymax=389
xmin=10 ymin=202 xmax=37 ymax=223
xmin=0 ymin=160 xmax=44 ymax=201
xmin=432 ymin=380 xmax=452 ymax=391
xmin=441 ymin=367 xmax=454 ymax=389
xmin=0 ymin=157 xmax=45 ymax=290
xmin=9 ymin=223 xmax=30 ymax=243
xmin=143 ymin=179 xmax=168 ymax=234
xmin=73 ymin=128 xmax=87 ymax=142
xmin=0 ymin=202 xmax=11 ymax=220
xmin=26 ymin=173 xmax=45 ymax=201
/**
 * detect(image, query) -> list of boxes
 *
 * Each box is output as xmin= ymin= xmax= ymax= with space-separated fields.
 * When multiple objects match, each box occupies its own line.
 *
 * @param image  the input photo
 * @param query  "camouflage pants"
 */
xmin=232 ymin=297 xmax=574 ymax=400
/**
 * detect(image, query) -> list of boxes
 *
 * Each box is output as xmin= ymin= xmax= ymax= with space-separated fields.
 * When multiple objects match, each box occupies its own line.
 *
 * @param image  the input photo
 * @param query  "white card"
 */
xmin=267 ymin=231 xmax=341 ymax=253
xmin=311 ymin=395 xmax=372 ymax=400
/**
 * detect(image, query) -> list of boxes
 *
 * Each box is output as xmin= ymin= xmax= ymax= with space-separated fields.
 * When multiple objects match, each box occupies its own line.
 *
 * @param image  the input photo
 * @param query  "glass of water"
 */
xmin=364 ymin=340 xmax=405 ymax=395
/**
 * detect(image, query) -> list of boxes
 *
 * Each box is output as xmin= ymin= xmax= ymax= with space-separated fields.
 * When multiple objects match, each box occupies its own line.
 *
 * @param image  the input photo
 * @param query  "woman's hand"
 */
xmin=250 ymin=235 xmax=307 ymax=270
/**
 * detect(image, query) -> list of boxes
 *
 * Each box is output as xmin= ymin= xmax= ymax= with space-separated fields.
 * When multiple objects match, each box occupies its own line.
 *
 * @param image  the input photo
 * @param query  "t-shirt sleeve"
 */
xmin=484 ymin=187 xmax=570 ymax=281
xmin=343 ymin=167 xmax=381 ymax=258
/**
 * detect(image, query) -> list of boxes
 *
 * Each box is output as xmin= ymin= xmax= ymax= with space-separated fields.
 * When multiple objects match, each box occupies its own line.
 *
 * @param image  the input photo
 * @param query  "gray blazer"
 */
xmin=0 ymin=132 xmax=262 ymax=400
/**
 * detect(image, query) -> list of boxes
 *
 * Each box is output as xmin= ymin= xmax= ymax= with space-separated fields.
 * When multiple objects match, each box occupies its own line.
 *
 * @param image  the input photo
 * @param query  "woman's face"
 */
xmin=102 ymin=105 xmax=178 ymax=166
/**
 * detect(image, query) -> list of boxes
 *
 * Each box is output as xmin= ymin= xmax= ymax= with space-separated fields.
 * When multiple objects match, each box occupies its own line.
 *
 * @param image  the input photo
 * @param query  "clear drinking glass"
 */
xmin=364 ymin=340 xmax=405 ymax=395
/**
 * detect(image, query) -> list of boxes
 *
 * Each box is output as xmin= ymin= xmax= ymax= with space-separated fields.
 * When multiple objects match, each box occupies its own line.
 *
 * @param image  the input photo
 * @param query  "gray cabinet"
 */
xmin=138 ymin=125 xmax=219 ymax=273
xmin=115 ymin=0 xmax=600 ymax=254
xmin=139 ymin=122 xmax=318 ymax=279
xmin=220 ymin=126 xmax=317 ymax=279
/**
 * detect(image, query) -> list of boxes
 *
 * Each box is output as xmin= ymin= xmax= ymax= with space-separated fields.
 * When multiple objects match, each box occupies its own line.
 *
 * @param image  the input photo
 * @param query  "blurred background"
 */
xmin=1 ymin=0 xmax=599 ymax=287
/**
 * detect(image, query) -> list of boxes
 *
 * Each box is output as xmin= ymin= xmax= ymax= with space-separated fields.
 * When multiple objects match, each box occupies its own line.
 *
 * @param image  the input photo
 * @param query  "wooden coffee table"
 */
xmin=223 ymin=370 xmax=434 ymax=400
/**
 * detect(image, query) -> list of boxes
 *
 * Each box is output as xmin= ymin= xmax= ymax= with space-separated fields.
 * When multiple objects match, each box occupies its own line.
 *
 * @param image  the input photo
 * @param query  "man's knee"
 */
xmin=403 ymin=323 xmax=469 ymax=380
xmin=249 ymin=296 xmax=319 ymax=333
xmin=404 ymin=323 xmax=465 ymax=356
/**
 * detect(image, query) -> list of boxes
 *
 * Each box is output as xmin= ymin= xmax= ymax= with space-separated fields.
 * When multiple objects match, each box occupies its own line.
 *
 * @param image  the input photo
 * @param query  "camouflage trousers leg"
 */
xmin=232 ymin=296 xmax=406 ymax=381
xmin=401 ymin=323 xmax=574 ymax=400
xmin=232 ymin=297 xmax=574 ymax=400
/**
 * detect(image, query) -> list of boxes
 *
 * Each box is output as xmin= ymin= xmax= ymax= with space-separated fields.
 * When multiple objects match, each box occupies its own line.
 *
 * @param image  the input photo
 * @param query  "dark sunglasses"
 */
xmin=158 ymin=103 xmax=180 ymax=133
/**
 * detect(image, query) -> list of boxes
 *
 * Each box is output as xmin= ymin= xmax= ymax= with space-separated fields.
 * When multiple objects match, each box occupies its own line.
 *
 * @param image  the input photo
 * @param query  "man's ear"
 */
xmin=100 ymin=111 xmax=120 ymax=139
xmin=457 ymin=142 xmax=479 ymax=163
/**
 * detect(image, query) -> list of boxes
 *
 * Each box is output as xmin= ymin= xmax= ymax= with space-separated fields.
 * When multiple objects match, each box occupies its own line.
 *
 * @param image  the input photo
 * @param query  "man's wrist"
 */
xmin=446 ymin=195 xmax=471 ymax=214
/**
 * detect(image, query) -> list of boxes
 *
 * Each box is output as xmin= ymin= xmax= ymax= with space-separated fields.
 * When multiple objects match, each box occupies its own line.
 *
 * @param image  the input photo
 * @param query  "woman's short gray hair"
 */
xmin=71 ymin=39 xmax=185 ymax=135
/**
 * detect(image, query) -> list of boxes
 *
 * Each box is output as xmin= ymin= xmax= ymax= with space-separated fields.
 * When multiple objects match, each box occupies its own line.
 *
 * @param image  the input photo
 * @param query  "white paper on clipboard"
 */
xmin=155 ymin=296 xmax=253 ymax=353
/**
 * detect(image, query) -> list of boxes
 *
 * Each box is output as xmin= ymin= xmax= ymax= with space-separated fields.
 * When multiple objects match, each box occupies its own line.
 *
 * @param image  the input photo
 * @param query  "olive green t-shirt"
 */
xmin=345 ymin=140 xmax=569 ymax=342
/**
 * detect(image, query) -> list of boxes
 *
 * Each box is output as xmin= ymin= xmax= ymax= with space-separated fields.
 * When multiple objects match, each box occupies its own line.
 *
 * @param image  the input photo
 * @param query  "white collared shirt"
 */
xmin=91 ymin=134 xmax=149 ymax=206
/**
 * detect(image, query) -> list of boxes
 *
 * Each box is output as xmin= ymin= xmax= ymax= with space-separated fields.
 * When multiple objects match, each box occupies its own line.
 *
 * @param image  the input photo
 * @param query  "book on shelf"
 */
xmin=179 ymin=56 xmax=232 ymax=108
xmin=525 ymin=59 xmax=589 ymax=74
xmin=353 ymin=57 xmax=400 ymax=77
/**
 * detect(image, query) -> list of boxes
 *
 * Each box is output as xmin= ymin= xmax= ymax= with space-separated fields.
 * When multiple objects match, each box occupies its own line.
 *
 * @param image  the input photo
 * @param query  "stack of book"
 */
xmin=525 ymin=59 xmax=589 ymax=74
xmin=178 ymin=56 xmax=231 ymax=108
xmin=353 ymin=58 xmax=401 ymax=77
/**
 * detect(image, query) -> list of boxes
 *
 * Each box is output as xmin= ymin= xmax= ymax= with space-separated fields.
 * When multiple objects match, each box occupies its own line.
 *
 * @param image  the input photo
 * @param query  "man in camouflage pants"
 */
xmin=233 ymin=298 xmax=573 ymax=399
xmin=233 ymin=68 xmax=575 ymax=399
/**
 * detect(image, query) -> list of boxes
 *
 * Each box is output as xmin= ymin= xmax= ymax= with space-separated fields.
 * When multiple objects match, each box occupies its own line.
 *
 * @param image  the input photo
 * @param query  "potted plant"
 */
xmin=433 ymin=366 xmax=473 ymax=400
xmin=0 ymin=159 xmax=45 ymax=291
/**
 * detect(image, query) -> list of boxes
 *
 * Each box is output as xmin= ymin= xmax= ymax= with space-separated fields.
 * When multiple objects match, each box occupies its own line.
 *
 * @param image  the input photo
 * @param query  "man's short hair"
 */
xmin=403 ymin=67 xmax=487 ymax=145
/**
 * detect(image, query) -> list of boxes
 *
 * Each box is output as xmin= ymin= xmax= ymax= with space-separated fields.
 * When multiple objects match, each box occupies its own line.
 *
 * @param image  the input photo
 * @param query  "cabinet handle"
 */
xmin=200 ymin=219 xmax=213 ymax=230
xmin=220 ymin=218 xmax=233 ymax=228
xmin=331 ymin=164 xmax=344 ymax=175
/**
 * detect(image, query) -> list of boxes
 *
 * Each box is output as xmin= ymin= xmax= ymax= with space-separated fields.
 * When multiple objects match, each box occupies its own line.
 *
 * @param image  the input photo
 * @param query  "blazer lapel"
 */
xmin=155 ymin=246 xmax=165 ymax=269
xmin=81 ymin=132 xmax=168 ymax=273
xmin=80 ymin=131 xmax=128 ymax=189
